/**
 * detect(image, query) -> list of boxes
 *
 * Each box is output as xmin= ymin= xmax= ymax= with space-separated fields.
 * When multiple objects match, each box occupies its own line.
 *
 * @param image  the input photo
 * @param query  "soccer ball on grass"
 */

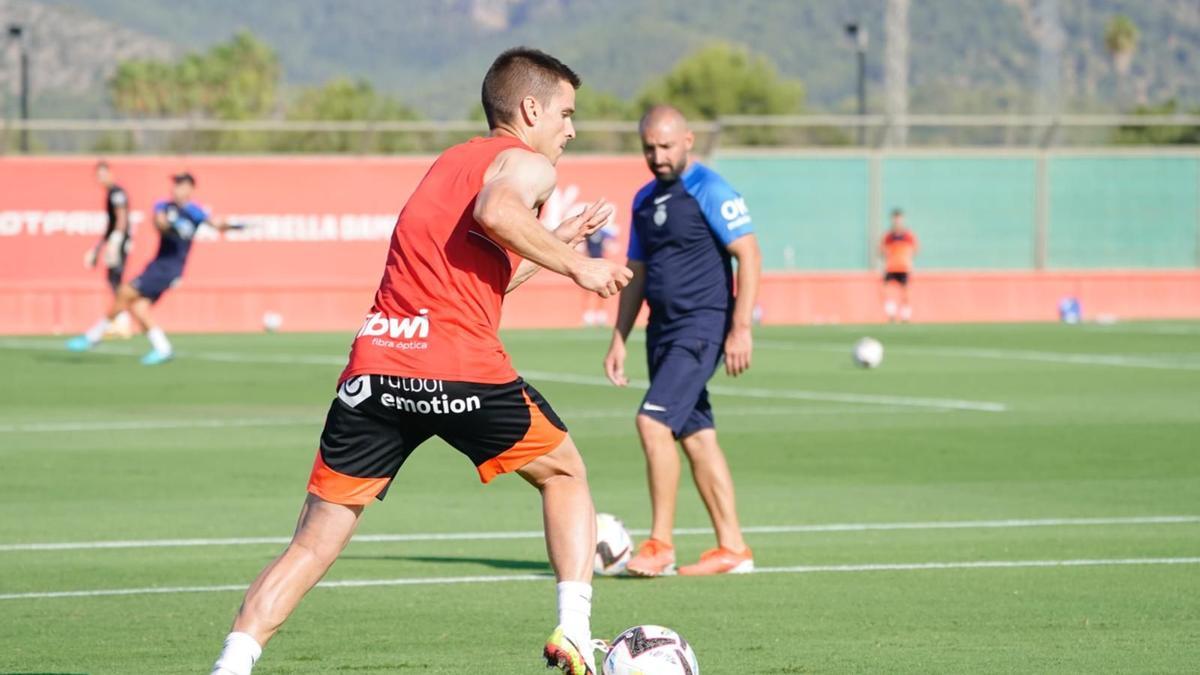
xmin=594 ymin=513 xmax=632 ymax=576
xmin=603 ymin=625 xmax=699 ymax=675
xmin=852 ymin=337 xmax=884 ymax=368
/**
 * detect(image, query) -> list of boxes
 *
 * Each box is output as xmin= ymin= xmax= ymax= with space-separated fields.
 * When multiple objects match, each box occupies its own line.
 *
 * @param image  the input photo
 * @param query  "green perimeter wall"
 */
xmin=712 ymin=153 xmax=1200 ymax=271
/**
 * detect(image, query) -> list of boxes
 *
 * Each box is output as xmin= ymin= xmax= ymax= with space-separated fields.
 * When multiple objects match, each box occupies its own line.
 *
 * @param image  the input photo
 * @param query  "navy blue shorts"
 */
xmin=131 ymin=262 xmax=182 ymax=303
xmin=640 ymin=338 xmax=723 ymax=439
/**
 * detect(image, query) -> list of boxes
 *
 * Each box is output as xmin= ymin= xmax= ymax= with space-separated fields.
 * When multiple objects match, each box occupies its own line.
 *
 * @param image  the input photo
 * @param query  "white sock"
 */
xmin=114 ymin=311 xmax=131 ymax=329
xmin=557 ymin=581 xmax=593 ymax=646
xmin=147 ymin=327 xmax=172 ymax=355
xmin=84 ymin=319 xmax=110 ymax=344
xmin=884 ymin=300 xmax=898 ymax=319
xmin=211 ymin=631 xmax=262 ymax=675
xmin=900 ymin=305 xmax=912 ymax=321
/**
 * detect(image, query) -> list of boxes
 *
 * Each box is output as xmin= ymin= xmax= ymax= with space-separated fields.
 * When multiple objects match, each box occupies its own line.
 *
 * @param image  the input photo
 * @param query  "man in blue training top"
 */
xmin=603 ymin=105 xmax=761 ymax=577
xmin=68 ymin=172 xmax=235 ymax=365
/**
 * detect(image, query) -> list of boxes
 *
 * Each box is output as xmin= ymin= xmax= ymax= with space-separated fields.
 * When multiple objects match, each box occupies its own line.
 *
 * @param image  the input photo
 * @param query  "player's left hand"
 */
xmin=724 ymin=325 xmax=753 ymax=377
xmin=83 ymin=247 xmax=98 ymax=269
xmin=555 ymin=199 xmax=613 ymax=247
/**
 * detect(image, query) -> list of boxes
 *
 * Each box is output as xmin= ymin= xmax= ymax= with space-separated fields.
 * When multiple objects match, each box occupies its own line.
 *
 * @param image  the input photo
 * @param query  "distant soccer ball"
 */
xmin=262 ymin=311 xmax=283 ymax=333
xmin=604 ymin=625 xmax=699 ymax=675
xmin=852 ymin=337 xmax=883 ymax=368
xmin=594 ymin=513 xmax=632 ymax=576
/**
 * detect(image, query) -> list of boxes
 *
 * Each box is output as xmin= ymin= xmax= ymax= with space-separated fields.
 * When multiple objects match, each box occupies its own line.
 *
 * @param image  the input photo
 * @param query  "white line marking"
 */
xmin=0 ymin=406 xmax=935 ymax=435
xmin=756 ymin=339 xmax=1200 ymax=372
xmin=3 ymin=557 xmax=1198 ymax=601
xmin=3 ymin=515 xmax=1194 ymax=553
xmin=0 ymin=417 xmax=318 ymax=433
xmin=0 ymin=340 xmax=1007 ymax=413
xmin=520 ymin=369 xmax=1007 ymax=413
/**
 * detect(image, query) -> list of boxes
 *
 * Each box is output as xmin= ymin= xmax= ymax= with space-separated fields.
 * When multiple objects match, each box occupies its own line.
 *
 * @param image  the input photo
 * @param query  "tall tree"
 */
xmin=280 ymin=78 xmax=422 ymax=152
xmin=636 ymin=43 xmax=806 ymax=145
xmin=1104 ymin=14 xmax=1139 ymax=109
xmin=109 ymin=31 xmax=279 ymax=120
xmin=636 ymin=43 xmax=803 ymax=120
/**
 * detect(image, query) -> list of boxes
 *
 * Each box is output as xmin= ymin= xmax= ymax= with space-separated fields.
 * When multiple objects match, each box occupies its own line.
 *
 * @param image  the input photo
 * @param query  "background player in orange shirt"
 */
xmin=209 ymin=48 xmax=630 ymax=675
xmin=880 ymin=208 xmax=918 ymax=323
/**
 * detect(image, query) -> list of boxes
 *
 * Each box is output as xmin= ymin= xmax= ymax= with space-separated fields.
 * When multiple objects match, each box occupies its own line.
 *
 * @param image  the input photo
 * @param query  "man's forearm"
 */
xmin=613 ymin=271 xmax=645 ymax=340
xmin=731 ymin=249 xmax=761 ymax=329
xmin=506 ymin=259 xmax=542 ymax=293
xmin=480 ymin=203 xmax=580 ymax=279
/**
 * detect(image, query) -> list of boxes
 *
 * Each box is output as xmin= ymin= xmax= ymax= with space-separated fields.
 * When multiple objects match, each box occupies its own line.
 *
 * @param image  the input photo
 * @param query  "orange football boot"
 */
xmin=678 ymin=546 xmax=755 ymax=576
xmin=623 ymin=538 xmax=676 ymax=577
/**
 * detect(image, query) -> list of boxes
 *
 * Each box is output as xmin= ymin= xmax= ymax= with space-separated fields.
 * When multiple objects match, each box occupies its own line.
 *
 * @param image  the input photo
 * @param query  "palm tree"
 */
xmin=1103 ymin=15 xmax=1139 ymax=109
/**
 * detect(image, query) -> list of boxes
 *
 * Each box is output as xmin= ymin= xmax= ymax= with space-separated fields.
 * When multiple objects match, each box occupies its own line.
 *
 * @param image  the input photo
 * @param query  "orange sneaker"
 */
xmin=678 ymin=546 xmax=755 ymax=576
xmin=624 ymin=538 xmax=676 ymax=577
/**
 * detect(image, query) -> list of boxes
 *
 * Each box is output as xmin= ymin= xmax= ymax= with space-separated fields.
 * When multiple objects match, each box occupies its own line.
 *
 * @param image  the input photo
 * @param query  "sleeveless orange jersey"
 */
xmin=339 ymin=136 xmax=530 ymax=385
xmin=882 ymin=229 xmax=918 ymax=273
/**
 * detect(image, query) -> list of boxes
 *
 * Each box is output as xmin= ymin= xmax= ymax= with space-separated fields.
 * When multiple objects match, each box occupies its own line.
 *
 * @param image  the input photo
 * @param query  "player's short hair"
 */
xmin=481 ymin=47 xmax=581 ymax=129
xmin=95 ymin=160 xmax=109 ymax=171
xmin=891 ymin=208 xmax=904 ymax=217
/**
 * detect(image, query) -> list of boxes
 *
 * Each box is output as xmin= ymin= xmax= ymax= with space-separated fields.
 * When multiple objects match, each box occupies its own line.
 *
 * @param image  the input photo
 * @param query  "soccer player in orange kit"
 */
xmin=209 ymin=47 xmax=631 ymax=675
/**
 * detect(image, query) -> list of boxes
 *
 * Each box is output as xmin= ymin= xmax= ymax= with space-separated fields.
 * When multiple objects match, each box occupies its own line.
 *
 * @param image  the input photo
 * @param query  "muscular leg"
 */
xmin=518 ymin=436 xmax=597 ymax=671
xmin=517 ymin=434 xmax=595 ymax=583
xmin=636 ymin=413 xmax=681 ymax=546
xmin=231 ymin=494 xmax=363 ymax=645
xmin=680 ymin=429 xmax=747 ymax=552
xmin=212 ymin=494 xmax=361 ymax=674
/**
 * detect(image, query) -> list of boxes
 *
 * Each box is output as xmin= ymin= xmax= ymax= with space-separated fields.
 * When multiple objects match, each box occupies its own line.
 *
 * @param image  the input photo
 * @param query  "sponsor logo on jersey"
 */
xmin=720 ymin=197 xmax=751 ymax=230
xmin=379 ymin=391 xmax=482 ymax=415
xmin=357 ymin=309 xmax=431 ymax=350
xmin=337 ymin=375 xmax=372 ymax=407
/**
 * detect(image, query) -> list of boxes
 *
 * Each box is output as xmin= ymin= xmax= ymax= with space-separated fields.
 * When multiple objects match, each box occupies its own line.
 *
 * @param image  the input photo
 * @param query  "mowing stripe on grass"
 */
xmin=0 ymin=340 xmax=1008 ymax=413
xmin=3 ymin=557 xmax=1199 ymax=601
xmin=3 ymin=515 xmax=1195 ymax=553
xmin=520 ymin=369 xmax=1007 ymax=413
xmin=0 ymin=406 xmax=937 ymax=435
xmin=756 ymin=340 xmax=1200 ymax=372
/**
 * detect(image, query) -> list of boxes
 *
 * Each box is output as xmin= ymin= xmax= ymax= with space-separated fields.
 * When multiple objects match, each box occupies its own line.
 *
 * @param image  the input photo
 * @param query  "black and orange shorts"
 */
xmin=307 ymin=374 xmax=568 ymax=505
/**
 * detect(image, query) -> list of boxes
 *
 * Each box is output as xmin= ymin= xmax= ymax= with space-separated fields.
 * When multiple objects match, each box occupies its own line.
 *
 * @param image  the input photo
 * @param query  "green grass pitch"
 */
xmin=1 ymin=322 xmax=1198 ymax=673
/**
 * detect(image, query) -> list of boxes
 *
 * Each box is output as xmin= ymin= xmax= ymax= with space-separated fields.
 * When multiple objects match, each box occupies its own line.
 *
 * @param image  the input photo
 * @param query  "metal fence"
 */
xmin=1 ymin=114 xmax=1199 ymax=155
xmin=711 ymin=148 xmax=1200 ymax=271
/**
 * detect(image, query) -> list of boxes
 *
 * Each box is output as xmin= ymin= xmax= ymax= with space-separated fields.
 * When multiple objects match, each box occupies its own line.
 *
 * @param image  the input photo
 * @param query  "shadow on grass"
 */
xmin=339 ymin=554 xmax=552 ymax=572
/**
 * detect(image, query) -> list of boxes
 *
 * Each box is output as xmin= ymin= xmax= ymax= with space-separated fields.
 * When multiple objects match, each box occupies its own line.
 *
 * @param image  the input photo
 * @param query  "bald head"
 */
xmin=639 ymin=104 xmax=690 ymax=134
xmin=639 ymin=104 xmax=694 ymax=182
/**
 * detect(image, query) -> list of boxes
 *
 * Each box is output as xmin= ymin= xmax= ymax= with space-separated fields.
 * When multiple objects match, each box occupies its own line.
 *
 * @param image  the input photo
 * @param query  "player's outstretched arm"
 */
xmin=506 ymin=199 xmax=615 ymax=293
xmin=476 ymin=149 xmax=631 ymax=297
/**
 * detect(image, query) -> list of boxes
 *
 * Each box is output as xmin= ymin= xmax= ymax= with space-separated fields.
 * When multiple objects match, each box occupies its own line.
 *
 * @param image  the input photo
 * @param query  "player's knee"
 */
xmin=680 ymin=430 xmax=719 ymax=460
xmin=520 ymin=436 xmax=588 ymax=488
xmin=636 ymin=413 xmax=670 ymax=438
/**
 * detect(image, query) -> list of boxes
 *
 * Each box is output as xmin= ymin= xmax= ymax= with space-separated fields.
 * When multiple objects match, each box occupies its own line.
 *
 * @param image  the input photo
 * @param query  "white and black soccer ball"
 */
xmin=604 ymin=625 xmax=699 ymax=675
xmin=852 ymin=337 xmax=884 ymax=369
xmin=594 ymin=513 xmax=632 ymax=576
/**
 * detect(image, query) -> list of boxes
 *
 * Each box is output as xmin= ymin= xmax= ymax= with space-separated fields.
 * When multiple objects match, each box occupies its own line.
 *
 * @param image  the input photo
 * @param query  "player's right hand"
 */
xmin=570 ymin=257 xmax=632 ymax=298
xmin=83 ymin=248 xmax=98 ymax=269
xmin=604 ymin=338 xmax=628 ymax=387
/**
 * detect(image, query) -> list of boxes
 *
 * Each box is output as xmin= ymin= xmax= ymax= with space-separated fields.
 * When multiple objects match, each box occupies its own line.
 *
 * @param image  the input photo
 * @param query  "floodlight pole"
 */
xmin=846 ymin=22 xmax=869 ymax=145
xmin=8 ymin=24 xmax=30 ymax=153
